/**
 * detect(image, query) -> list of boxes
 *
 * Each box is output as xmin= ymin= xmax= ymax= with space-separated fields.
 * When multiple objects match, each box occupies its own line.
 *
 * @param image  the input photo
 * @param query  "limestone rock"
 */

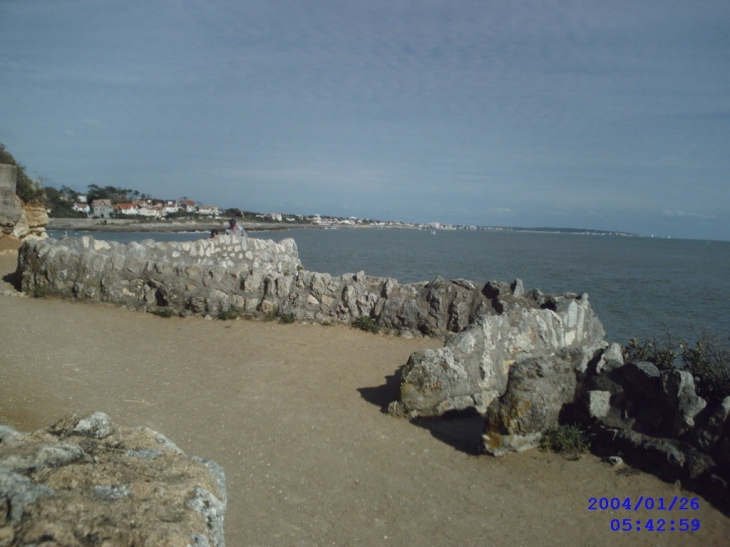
xmin=595 ymin=342 xmax=624 ymax=374
xmin=394 ymin=293 xmax=605 ymax=419
xmin=661 ymin=369 xmax=707 ymax=437
xmin=483 ymin=350 xmax=582 ymax=455
xmin=586 ymin=390 xmax=612 ymax=419
xmin=11 ymin=198 xmax=48 ymax=240
xmin=0 ymin=165 xmax=22 ymax=236
xmin=0 ymin=166 xmax=47 ymax=239
xmin=0 ymin=412 xmax=226 ymax=547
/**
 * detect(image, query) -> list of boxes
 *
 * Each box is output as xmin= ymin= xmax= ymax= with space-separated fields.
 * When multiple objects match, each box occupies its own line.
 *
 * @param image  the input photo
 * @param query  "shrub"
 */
xmin=680 ymin=331 xmax=730 ymax=402
xmin=153 ymin=307 xmax=176 ymax=318
xmin=624 ymin=329 xmax=730 ymax=402
xmin=352 ymin=315 xmax=379 ymax=334
xmin=279 ymin=313 xmax=295 ymax=324
xmin=539 ymin=425 xmax=590 ymax=460
xmin=623 ymin=336 xmax=678 ymax=370
xmin=217 ymin=309 xmax=239 ymax=321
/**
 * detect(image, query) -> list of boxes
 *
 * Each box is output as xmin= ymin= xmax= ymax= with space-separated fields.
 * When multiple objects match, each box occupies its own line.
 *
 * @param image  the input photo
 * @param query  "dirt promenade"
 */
xmin=1 ymin=248 xmax=729 ymax=546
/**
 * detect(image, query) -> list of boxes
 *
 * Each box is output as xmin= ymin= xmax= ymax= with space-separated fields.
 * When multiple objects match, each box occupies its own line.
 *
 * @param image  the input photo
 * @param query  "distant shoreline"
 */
xmin=46 ymin=218 xmax=639 ymax=237
xmin=46 ymin=218 xmax=296 ymax=233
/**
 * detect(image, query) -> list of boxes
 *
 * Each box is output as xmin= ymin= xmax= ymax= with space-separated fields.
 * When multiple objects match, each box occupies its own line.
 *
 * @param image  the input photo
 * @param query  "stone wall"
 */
xmin=17 ymin=235 xmax=548 ymax=337
xmin=0 ymin=412 xmax=226 ymax=547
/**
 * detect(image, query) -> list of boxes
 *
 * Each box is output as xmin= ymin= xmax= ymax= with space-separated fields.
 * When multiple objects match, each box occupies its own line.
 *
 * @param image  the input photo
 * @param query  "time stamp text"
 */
xmin=588 ymin=496 xmax=701 ymax=532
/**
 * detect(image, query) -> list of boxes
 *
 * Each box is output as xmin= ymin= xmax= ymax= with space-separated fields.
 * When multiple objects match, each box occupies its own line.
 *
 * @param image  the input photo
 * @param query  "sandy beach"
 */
xmin=1 ymin=242 xmax=729 ymax=546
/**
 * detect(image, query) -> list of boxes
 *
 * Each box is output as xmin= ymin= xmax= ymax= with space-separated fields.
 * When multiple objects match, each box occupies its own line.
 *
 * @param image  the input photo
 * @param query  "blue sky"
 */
xmin=1 ymin=0 xmax=728 ymax=240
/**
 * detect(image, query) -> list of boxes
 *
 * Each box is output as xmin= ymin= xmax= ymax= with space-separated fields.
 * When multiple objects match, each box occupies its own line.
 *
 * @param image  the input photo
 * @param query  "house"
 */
xmin=197 ymin=205 xmax=219 ymax=217
xmin=164 ymin=200 xmax=179 ymax=215
xmin=113 ymin=203 xmax=137 ymax=216
xmin=91 ymin=199 xmax=112 ymax=218
xmin=177 ymin=199 xmax=197 ymax=213
xmin=136 ymin=203 xmax=159 ymax=218
xmin=72 ymin=203 xmax=90 ymax=215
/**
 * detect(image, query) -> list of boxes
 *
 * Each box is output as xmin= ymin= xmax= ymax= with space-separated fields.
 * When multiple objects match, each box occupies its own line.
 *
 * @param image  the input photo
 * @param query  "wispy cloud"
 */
xmin=662 ymin=210 xmax=716 ymax=220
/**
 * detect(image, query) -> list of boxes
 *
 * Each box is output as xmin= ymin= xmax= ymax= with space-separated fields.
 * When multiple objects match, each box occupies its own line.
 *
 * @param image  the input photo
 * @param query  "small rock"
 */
xmin=72 ymin=411 xmax=113 ymax=439
xmin=606 ymin=456 xmax=624 ymax=467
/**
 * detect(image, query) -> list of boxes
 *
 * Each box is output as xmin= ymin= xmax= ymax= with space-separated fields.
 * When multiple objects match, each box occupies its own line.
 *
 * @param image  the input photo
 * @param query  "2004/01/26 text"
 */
xmin=588 ymin=496 xmax=700 ymax=512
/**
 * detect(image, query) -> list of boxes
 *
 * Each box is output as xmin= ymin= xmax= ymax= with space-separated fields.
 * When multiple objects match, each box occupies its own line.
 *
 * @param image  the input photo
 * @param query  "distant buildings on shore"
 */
xmin=74 ymin=197 xmax=635 ymax=236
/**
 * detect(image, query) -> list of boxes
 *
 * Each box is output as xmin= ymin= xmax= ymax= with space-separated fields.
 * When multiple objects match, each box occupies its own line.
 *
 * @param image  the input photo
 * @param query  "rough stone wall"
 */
xmin=0 ymin=412 xmax=226 ymax=547
xmin=17 ymin=234 xmax=302 ymax=317
xmin=17 ymin=236 xmax=526 ymax=337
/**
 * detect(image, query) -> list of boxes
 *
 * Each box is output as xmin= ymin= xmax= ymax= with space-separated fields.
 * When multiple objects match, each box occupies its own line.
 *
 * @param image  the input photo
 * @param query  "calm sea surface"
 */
xmin=48 ymin=228 xmax=730 ymax=345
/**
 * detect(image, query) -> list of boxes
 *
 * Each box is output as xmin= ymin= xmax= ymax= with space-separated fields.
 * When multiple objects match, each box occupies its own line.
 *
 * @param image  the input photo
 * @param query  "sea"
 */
xmin=47 ymin=228 xmax=730 ymax=345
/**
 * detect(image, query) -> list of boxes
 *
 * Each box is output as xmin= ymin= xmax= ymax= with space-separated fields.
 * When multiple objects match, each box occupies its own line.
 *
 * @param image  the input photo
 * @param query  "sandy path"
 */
xmin=1 ymin=250 xmax=729 ymax=546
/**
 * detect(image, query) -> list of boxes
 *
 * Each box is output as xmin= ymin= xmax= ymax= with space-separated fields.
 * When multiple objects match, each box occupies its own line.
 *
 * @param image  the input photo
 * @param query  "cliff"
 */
xmin=0 ymin=164 xmax=48 ymax=240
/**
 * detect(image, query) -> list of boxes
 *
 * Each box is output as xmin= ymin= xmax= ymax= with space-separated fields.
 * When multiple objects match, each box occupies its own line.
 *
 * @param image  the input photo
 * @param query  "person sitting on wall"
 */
xmin=209 ymin=229 xmax=219 ymax=238
xmin=225 ymin=218 xmax=247 ymax=237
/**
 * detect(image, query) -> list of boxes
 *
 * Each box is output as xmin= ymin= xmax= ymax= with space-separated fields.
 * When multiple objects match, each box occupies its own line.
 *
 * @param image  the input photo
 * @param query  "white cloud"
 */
xmin=662 ymin=210 xmax=716 ymax=220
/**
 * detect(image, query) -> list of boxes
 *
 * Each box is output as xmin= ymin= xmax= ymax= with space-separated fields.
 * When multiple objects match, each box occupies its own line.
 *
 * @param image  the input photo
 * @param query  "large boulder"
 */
xmin=0 ymin=412 xmax=226 ymax=547
xmin=390 ymin=292 xmax=605 ymax=420
xmin=483 ymin=349 xmax=584 ymax=455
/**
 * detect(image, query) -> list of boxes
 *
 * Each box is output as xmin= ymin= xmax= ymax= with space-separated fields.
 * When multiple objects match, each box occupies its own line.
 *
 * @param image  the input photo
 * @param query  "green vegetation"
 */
xmin=352 ymin=315 xmax=379 ymax=334
xmin=539 ymin=425 xmax=591 ymax=460
xmin=679 ymin=332 xmax=730 ymax=402
xmin=86 ymin=184 xmax=146 ymax=205
xmin=31 ymin=284 xmax=49 ymax=298
xmin=217 ymin=308 xmax=240 ymax=321
xmin=624 ymin=336 xmax=678 ymax=371
xmin=623 ymin=330 xmax=730 ymax=402
xmin=0 ymin=143 xmax=45 ymax=204
xmin=279 ymin=313 xmax=295 ymax=324
xmin=44 ymin=185 xmax=86 ymax=218
xmin=153 ymin=307 xmax=176 ymax=318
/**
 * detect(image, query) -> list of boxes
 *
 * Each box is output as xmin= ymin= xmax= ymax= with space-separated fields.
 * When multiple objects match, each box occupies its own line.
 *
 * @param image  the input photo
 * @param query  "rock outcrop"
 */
xmin=0 ymin=165 xmax=22 ymax=236
xmin=0 ymin=412 xmax=226 ymax=547
xmin=576 ymin=354 xmax=730 ymax=506
xmin=388 ymin=287 xmax=606 ymax=450
xmin=0 ymin=165 xmax=47 ymax=240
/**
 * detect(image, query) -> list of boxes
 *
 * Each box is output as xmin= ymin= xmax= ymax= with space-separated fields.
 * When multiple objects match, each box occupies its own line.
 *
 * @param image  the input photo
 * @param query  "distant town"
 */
xmin=48 ymin=185 xmax=638 ymax=237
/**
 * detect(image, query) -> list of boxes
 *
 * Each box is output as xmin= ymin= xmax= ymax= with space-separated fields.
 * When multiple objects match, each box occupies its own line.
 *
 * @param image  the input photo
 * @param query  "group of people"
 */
xmin=210 ymin=218 xmax=247 ymax=239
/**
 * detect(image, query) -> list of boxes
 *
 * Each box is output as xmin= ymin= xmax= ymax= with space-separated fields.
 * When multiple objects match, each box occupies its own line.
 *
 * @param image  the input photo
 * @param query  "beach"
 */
xmin=1 ymin=244 xmax=729 ymax=546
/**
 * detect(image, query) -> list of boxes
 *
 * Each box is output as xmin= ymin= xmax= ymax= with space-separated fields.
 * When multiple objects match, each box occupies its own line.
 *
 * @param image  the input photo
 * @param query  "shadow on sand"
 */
xmin=358 ymin=365 xmax=485 ymax=456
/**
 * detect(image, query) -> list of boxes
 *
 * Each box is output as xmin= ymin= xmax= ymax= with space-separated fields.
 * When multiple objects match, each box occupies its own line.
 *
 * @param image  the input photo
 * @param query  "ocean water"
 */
xmin=48 ymin=228 xmax=730 ymax=344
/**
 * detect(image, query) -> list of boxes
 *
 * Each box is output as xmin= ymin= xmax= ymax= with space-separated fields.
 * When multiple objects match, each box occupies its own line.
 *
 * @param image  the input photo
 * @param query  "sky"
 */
xmin=0 ymin=1 xmax=728 ymax=240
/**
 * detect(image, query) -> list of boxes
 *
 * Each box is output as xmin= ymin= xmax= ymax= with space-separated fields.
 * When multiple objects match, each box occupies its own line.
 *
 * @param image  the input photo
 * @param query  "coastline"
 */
xmin=46 ymin=217 xmax=295 ymax=233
